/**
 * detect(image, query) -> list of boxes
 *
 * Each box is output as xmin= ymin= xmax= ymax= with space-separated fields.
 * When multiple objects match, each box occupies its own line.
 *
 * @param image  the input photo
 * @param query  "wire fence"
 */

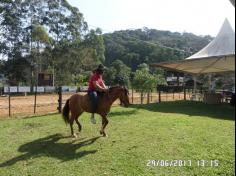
xmin=5 ymin=84 xmax=229 ymax=119
xmin=0 ymin=86 xmax=200 ymax=118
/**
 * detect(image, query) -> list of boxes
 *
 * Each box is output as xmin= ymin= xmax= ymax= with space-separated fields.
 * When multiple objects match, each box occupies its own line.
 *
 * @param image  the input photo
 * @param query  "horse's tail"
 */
xmin=62 ymin=99 xmax=70 ymax=124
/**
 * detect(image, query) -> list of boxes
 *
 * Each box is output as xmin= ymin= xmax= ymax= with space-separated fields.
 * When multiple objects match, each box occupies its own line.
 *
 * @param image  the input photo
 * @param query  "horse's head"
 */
xmin=108 ymin=86 xmax=130 ymax=107
xmin=118 ymin=86 xmax=130 ymax=107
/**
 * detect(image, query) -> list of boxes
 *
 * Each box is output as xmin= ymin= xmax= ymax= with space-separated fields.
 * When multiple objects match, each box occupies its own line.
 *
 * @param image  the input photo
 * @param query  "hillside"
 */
xmin=103 ymin=28 xmax=213 ymax=71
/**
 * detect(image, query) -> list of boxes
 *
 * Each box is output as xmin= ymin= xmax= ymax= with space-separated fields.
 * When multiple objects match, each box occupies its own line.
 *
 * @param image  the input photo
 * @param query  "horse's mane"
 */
xmin=108 ymin=86 xmax=129 ymax=94
xmin=108 ymin=85 xmax=121 ymax=91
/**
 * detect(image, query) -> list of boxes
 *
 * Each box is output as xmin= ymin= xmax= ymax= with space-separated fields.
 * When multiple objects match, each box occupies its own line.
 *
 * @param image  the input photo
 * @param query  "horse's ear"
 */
xmin=123 ymin=86 xmax=129 ymax=95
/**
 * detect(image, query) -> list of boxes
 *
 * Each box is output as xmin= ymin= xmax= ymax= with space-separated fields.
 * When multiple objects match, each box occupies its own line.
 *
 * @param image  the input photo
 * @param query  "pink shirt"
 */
xmin=88 ymin=73 xmax=104 ymax=91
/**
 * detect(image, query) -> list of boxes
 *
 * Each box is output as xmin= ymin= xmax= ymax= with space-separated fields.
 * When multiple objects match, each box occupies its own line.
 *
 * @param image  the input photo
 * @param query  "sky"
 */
xmin=67 ymin=0 xmax=235 ymax=37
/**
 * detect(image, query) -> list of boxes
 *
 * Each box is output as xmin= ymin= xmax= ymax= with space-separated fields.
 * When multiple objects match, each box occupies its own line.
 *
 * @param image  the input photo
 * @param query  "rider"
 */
xmin=88 ymin=64 xmax=108 ymax=124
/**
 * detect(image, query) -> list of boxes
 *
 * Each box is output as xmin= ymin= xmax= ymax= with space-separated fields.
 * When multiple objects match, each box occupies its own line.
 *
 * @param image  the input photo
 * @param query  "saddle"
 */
xmin=87 ymin=91 xmax=105 ymax=98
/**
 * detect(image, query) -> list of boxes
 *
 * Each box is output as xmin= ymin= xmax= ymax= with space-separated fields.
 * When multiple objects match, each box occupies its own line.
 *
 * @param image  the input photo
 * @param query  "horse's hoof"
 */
xmin=72 ymin=133 xmax=78 ymax=138
xmin=103 ymin=133 xmax=108 ymax=137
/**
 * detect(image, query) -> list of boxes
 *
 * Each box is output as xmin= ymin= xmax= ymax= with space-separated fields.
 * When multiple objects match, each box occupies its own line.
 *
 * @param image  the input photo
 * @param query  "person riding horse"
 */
xmin=88 ymin=64 xmax=108 ymax=124
xmin=62 ymin=64 xmax=130 ymax=138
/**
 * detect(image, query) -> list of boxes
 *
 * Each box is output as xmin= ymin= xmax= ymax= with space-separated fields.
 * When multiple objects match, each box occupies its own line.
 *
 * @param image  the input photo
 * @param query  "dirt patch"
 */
xmin=0 ymin=92 xmax=193 ymax=118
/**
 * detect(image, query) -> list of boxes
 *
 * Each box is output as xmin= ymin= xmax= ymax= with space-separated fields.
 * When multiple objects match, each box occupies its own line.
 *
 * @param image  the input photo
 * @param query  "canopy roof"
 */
xmin=152 ymin=19 xmax=235 ymax=75
xmin=229 ymin=0 xmax=235 ymax=7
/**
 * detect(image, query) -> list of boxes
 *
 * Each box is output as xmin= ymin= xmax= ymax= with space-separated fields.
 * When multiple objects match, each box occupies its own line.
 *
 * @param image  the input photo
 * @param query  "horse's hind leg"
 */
xmin=75 ymin=119 xmax=82 ymax=132
xmin=70 ymin=113 xmax=77 ymax=138
xmin=75 ymin=112 xmax=83 ymax=132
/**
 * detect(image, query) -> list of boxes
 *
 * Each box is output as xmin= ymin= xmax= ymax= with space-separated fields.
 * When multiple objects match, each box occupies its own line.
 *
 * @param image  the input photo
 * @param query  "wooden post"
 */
xmin=184 ymin=87 xmax=186 ymax=101
xmin=208 ymin=74 xmax=212 ymax=92
xmin=150 ymin=90 xmax=152 ymax=102
xmin=158 ymin=90 xmax=161 ymax=103
xmin=8 ymin=87 xmax=11 ymax=117
xmin=141 ymin=91 xmax=143 ymax=104
xmin=132 ymin=87 xmax=134 ymax=104
xmin=193 ymin=76 xmax=197 ymax=101
xmin=57 ymin=86 xmax=62 ymax=113
xmin=34 ymin=86 xmax=37 ymax=114
xmin=147 ymin=91 xmax=150 ymax=104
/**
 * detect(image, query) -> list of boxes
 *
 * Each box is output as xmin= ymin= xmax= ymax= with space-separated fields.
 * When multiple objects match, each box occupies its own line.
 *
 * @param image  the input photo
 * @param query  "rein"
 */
xmin=107 ymin=89 xmax=111 ymax=104
xmin=106 ymin=86 xmax=120 ymax=105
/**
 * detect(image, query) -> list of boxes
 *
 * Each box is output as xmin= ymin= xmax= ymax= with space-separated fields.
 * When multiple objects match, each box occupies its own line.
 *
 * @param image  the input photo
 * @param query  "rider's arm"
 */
xmin=101 ymin=80 xmax=107 ymax=89
xmin=93 ymin=81 xmax=107 ymax=92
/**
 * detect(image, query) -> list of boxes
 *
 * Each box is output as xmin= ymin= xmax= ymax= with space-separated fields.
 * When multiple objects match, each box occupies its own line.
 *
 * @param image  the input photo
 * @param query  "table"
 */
xmin=203 ymin=93 xmax=223 ymax=104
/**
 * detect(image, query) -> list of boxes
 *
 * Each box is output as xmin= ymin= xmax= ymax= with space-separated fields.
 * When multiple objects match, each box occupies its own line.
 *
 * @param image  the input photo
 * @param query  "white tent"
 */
xmin=229 ymin=0 xmax=235 ymax=7
xmin=152 ymin=19 xmax=235 ymax=75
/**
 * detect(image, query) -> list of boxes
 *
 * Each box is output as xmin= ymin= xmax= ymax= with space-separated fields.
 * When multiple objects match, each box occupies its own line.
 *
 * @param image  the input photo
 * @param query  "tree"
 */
xmin=0 ymin=0 xmax=24 ymax=59
xmin=132 ymin=66 xmax=155 ymax=104
xmin=103 ymin=28 xmax=213 ymax=71
xmin=132 ymin=64 xmax=166 ymax=104
xmin=83 ymin=28 xmax=105 ymax=63
xmin=3 ymin=56 xmax=31 ymax=86
xmin=31 ymin=24 xmax=50 ymax=73
xmin=0 ymin=0 xmax=106 ymax=86
xmin=104 ymin=60 xmax=131 ymax=86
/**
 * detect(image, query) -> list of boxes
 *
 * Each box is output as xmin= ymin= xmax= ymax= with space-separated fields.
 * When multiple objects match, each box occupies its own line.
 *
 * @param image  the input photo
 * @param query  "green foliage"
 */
xmin=3 ymin=56 xmax=31 ymax=85
xmin=72 ymin=74 xmax=88 ymax=86
xmin=0 ymin=0 xmax=102 ymax=86
xmin=132 ymin=68 xmax=156 ymax=92
xmin=0 ymin=2 xmax=214 ymax=86
xmin=104 ymin=60 xmax=131 ymax=86
xmin=31 ymin=25 xmax=50 ymax=44
xmin=103 ymin=28 xmax=212 ymax=71
xmin=0 ymin=0 xmax=23 ymax=58
xmin=132 ymin=64 xmax=166 ymax=93
xmin=83 ymin=29 xmax=105 ymax=64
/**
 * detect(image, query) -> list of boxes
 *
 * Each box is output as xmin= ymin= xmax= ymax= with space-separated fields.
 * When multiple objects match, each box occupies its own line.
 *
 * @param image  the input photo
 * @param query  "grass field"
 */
xmin=0 ymin=101 xmax=234 ymax=176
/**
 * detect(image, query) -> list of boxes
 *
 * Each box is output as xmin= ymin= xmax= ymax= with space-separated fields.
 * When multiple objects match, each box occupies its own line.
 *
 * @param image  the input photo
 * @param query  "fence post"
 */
xmin=131 ymin=87 xmax=134 ymax=104
xmin=57 ymin=86 xmax=62 ymax=113
xmin=147 ymin=91 xmax=150 ymax=104
xmin=34 ymin=86 xmax=37 ymax=114
xmin=8 ymin=87 xmax=11 ymax=117
xmin=184 ymin=87 xmax=186 ymax=101
xmin=158 ymin=90 xmax=161 ymax=103
xmin=151 ymin=90 xmax=152 ymax=102
xmin=200 ymin=87 xmax=203 ymax=94
xmin=140 ymin=91 xmax=143 ymax=104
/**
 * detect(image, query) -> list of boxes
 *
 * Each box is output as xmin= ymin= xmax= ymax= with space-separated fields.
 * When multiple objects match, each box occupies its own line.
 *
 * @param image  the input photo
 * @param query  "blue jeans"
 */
xmin=88 ymin=90 xmax=99 ymax=113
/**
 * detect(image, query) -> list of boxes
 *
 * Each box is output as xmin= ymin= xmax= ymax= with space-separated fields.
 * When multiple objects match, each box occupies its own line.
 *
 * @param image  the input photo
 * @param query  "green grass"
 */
xmin=0 ymin=101 xmax=235 ymax=176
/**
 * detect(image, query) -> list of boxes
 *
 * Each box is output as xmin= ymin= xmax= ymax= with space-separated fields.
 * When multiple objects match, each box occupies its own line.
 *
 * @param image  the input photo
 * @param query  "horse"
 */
xmin=62 ymin=86 xmax=130 ymax=138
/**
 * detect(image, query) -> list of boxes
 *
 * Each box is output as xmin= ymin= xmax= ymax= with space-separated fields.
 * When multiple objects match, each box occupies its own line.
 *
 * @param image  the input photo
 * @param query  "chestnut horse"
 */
xmin=62 ymin=86 xmax=130 ymax=138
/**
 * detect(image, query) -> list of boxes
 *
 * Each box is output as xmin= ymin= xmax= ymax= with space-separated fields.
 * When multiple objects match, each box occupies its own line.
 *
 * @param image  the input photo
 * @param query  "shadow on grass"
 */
xmin=0 ymin=134 xmax=100 ymax=167
xmin=109 ymin=109 xmax=138 ymax=117
xmin=130 ymin=101 xmax=235 ymax=121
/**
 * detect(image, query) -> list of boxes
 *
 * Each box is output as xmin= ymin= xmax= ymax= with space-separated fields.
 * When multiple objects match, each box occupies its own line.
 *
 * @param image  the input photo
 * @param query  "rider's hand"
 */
xmin=104 ymin=88 xmax=109 ymax=93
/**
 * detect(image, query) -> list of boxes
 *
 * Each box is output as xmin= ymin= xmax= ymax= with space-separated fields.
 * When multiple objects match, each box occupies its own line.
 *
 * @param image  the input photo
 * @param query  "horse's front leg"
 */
xmin=100 ymin=115 xmax=109 ymax=137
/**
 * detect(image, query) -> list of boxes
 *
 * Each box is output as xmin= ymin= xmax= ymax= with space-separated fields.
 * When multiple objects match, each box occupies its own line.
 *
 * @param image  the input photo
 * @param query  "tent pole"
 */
xmin=193 ymin=75 xmax=197 ymax=101
xmin=208 ymin=74 xmax=212 ymax=92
